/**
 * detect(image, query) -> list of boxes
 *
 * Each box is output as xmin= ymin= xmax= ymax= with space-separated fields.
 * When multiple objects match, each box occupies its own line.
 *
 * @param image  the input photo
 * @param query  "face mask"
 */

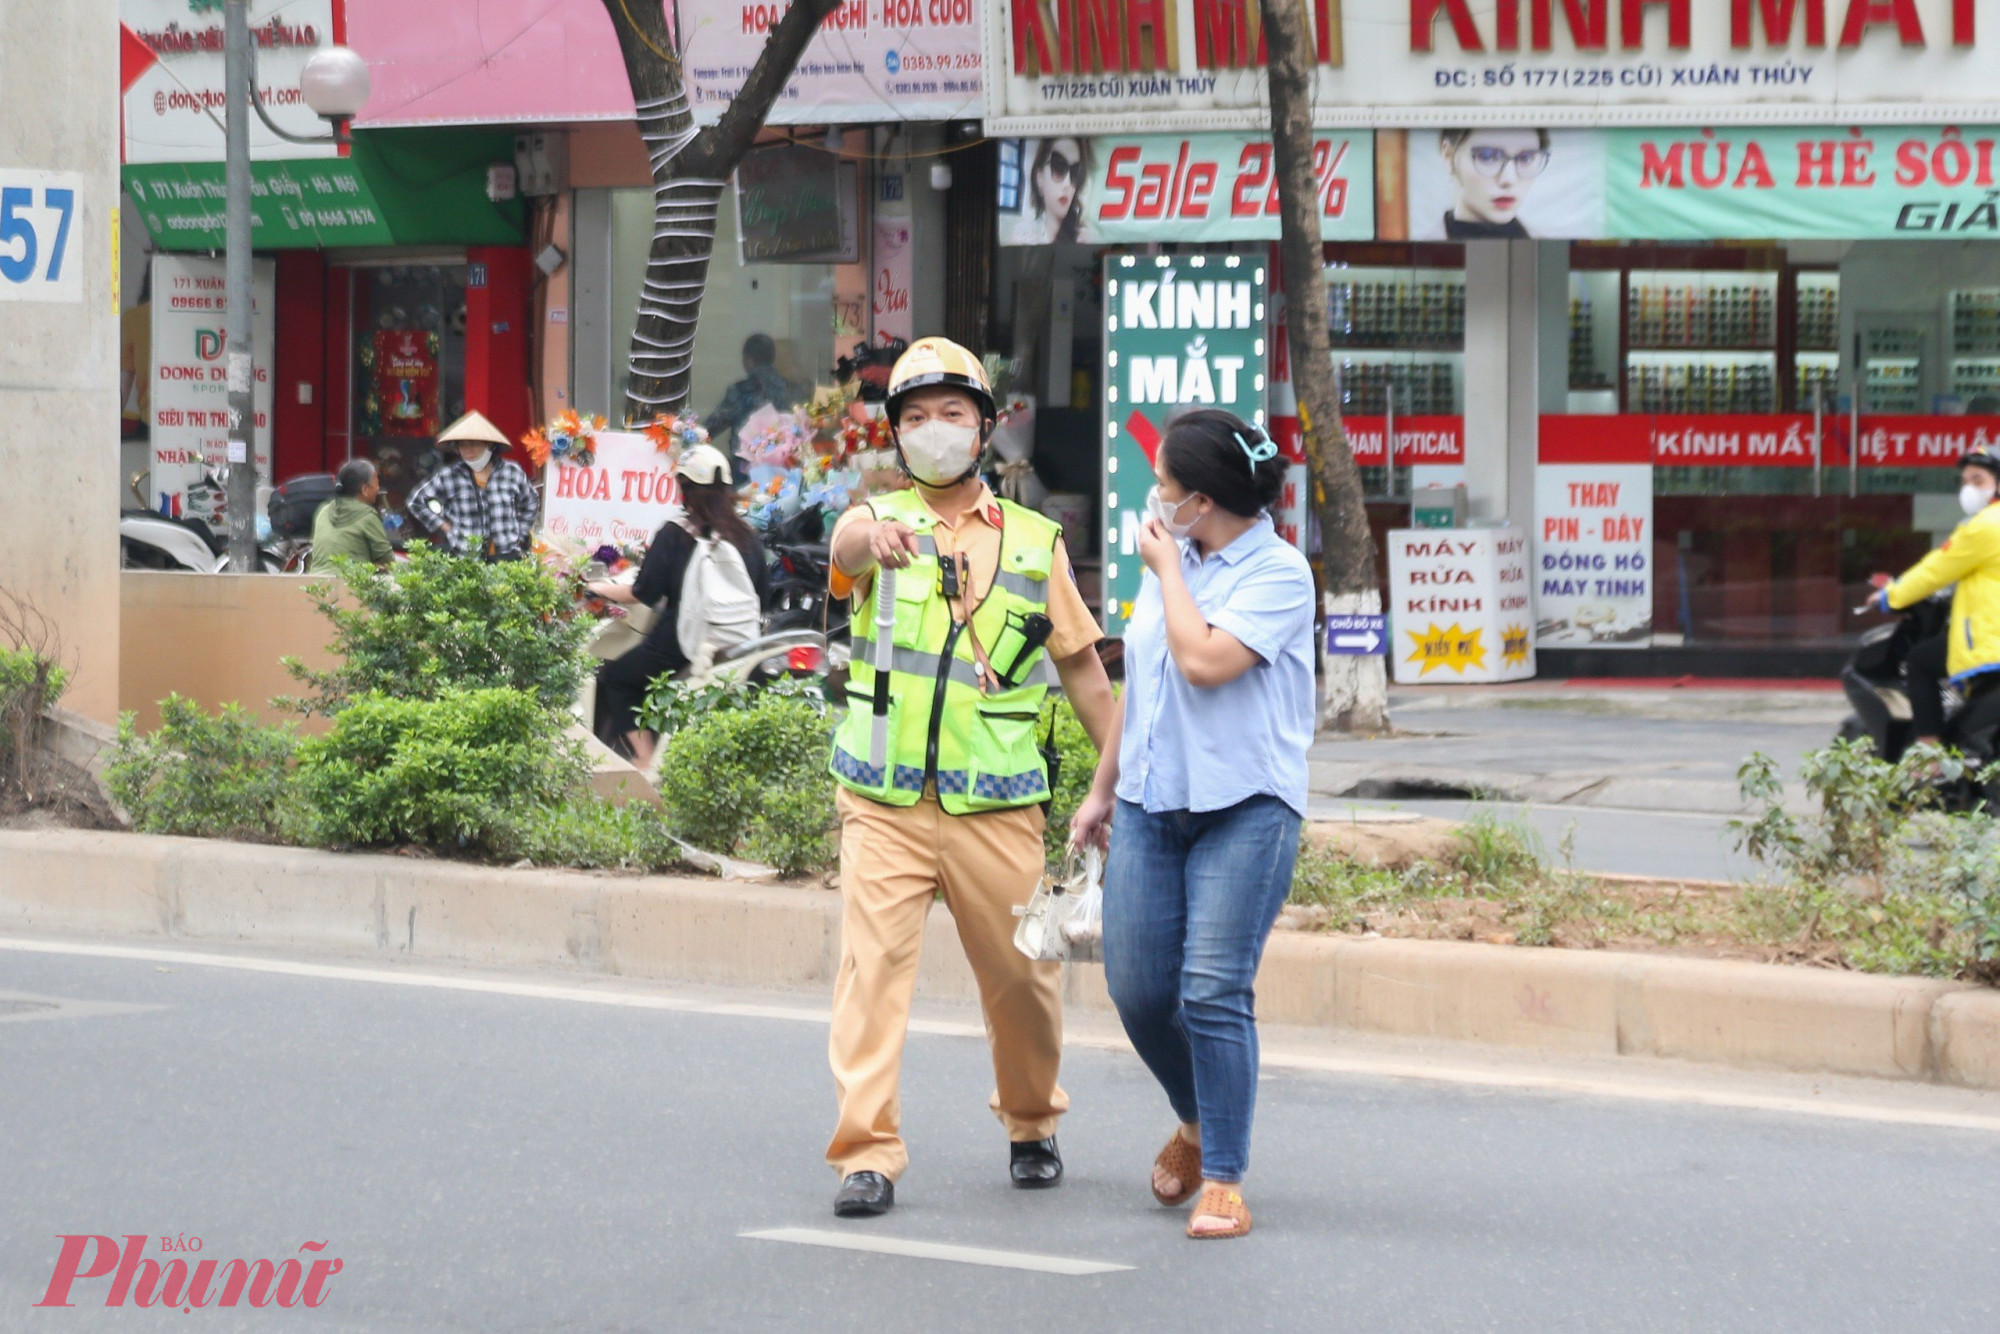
xmin=1962 ymin=483 xmax=1995 ymax=517
xmin=462 ymin=448 xmax=493 ymax=472
xmin=897 ymin=419 xmax=982 ymax=486
xmin=1145 ymin=486 xmax=1202 ymax=540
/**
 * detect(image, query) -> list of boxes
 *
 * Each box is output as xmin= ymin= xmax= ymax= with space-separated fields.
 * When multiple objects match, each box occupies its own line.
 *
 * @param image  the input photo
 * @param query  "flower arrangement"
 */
xmin=521 ymin=410 xmax=606 ymax=469
xmin=534 ymin=534 xmax=647 ymax=621
xmin=741 ymin=407 xmax=814 ymax=472
xmin=642 ymin=411 xmax=709 ymax=463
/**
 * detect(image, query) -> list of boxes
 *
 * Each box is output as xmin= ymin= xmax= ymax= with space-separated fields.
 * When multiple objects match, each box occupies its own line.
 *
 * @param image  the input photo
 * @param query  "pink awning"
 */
xmin=349 ymin=0 xmax=638 ymax=128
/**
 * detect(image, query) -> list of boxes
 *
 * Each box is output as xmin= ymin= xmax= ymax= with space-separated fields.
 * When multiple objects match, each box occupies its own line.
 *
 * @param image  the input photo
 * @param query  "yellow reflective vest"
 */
xmin=831 ymin=489 xmax=1059 ymax=813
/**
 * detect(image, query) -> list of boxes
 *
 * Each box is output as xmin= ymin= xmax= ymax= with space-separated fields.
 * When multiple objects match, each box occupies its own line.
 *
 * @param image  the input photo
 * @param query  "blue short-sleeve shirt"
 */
xmin=1116 ymin=515 xmax=1317 ymax=817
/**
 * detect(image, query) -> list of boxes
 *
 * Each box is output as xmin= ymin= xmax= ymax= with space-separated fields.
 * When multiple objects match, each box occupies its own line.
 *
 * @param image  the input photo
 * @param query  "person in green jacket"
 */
xmin=309 ymin=459 xmax=394 ymax=570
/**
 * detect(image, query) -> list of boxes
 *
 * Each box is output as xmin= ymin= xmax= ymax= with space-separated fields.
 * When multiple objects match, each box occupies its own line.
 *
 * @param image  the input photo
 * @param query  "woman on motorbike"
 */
xmin=1871 ymin=448 xmax=2000 ymax=745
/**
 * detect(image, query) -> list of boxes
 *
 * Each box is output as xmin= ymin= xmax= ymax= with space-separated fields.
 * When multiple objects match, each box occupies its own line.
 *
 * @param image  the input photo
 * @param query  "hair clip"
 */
xmin=1234 ymin=429 xmax=1278 ymax=469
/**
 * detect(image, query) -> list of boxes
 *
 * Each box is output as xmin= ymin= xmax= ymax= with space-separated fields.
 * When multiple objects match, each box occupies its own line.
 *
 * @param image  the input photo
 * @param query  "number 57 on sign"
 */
xmin=0 ymin=171 xmax=80 ymax=304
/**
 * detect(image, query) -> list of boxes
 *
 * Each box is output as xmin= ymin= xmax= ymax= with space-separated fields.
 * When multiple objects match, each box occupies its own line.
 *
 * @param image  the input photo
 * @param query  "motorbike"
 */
xmin=122 ymin=472 xmax=284 ymax=573
xmin=1838 ymin=593 xmax=2000 ymax=809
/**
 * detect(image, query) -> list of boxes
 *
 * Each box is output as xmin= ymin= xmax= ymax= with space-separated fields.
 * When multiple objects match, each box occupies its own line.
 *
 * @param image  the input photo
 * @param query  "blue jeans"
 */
xmin=1102 ymin=795 xmax=1301 ymax=1183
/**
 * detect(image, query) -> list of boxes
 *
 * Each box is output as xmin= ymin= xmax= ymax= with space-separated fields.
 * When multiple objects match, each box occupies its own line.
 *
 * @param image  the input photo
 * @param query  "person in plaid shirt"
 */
xmin=407 ymin=411 xmax=540 ymax=561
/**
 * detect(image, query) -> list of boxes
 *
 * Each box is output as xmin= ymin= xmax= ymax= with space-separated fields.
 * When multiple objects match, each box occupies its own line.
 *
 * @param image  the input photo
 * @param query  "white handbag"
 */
xmin=1013 ymin=847 xmax=1104 ymax=964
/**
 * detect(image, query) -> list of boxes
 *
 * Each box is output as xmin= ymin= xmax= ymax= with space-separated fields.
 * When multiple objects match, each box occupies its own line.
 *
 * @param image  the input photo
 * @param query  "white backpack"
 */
xmin=676 ymin=528 xmax=761 ymax=669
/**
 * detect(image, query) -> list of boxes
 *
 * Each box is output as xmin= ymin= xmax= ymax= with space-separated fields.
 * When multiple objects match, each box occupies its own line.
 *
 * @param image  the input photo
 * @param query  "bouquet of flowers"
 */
xmin=643 ymin=411 xmax=710 ymax=464
xmin=535 ymin=535 xmax=646 ymax=621
xmin=521 ymin=410 xmax=606 ymax=469
xmin=741 ymin=406 xmax=814 ymax=472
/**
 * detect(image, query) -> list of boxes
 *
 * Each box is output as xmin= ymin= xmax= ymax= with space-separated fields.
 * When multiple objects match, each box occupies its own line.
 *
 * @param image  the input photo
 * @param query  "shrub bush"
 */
xmin=294 ymin=687 xmax=587 ymax=851
xmin=491 ymin=795 xmax=683 ymax=872
xmin=285 ymin=548 xmax=593 ymax=715
xmin=656 ymin=694 xmax=834 ymax=876
xmin=637 ymin=673 xmax=827 ymax=741
xmin=103 ymin=695 xmax=299 ymax=841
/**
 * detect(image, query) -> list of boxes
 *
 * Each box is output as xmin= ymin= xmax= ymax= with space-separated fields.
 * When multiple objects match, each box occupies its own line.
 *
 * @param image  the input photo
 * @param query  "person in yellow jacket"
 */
xmin=822 ymin=337 xmax=1117 ymax=1218
xmin=1872 ymin=449 xmax=2000 ymax=744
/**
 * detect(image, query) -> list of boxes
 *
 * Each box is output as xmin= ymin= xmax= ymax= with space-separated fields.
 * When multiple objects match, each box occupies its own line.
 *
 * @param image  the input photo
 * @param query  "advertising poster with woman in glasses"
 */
xmin=1398 ymin=128 xmax=1606 ymax=241
xmin=1007 ymin=137 xmax=1095 ymax=245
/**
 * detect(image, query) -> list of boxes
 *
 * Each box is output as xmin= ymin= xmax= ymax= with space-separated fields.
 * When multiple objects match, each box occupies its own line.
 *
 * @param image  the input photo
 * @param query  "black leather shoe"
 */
xmin=834 ymin=1171 xmax=894 ymax=1218
xmin=1010 ymin=1137 xmax=1063 ymax=1188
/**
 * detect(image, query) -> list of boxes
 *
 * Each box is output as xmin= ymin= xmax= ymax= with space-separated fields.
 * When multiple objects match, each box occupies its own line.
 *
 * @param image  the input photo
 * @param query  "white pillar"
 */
xmin=1462 ymin=240 xmax=1511 ymax=522
xmin=0 ymin=0 xmax=119 ymax=720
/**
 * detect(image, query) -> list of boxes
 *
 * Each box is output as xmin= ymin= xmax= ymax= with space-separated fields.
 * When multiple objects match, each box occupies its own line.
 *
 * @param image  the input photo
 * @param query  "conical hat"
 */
xmin=437 ymin=410 xmax=510 ymax=447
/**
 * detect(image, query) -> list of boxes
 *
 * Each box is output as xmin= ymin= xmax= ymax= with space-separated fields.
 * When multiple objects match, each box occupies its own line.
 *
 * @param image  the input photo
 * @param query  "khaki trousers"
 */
xmin=826 ymin=787 xmax=1067 ymax=1180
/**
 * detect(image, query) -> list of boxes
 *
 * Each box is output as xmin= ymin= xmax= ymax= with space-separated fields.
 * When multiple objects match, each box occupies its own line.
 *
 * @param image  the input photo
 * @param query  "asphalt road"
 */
xmin=4 ymin=938 xmax=1998 ymax=1334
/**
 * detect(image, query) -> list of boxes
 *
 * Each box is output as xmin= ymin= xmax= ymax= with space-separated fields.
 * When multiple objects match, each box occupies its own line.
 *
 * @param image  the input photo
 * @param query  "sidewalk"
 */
xmin=1312 ymin=680 xmax=1846 ymax=816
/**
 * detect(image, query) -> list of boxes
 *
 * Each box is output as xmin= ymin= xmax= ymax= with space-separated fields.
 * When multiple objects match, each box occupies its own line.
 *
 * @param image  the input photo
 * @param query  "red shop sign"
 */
xmin=1269 ymin=414 xmax=1466 ymax=467
xmin=1542 ymin=414 xmax=2000 ymax=468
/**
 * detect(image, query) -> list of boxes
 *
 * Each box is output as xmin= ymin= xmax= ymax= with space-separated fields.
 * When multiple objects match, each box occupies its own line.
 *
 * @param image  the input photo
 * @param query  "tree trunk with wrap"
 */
xmin=1258 ymin=0 xmax=1389 ymax=734
xmin=600 ymin=0 xmax=841 ymax=423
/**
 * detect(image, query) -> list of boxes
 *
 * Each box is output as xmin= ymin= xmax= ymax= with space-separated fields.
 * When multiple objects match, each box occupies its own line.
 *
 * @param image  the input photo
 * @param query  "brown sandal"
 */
xmin=1186 ymin=1183 xmax=1252 ymax=1240
xmin=1151 ymin=1131 xmax=1203 ymax=1207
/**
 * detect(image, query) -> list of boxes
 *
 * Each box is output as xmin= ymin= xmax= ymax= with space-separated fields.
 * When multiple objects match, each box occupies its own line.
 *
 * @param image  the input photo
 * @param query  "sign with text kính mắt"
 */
xmin=1101 ymin=252 xmax=1268 ymax=635
xmin=986 ymin=0 xmax=1995 ymax=132
xmin=1387 ymin=527 xmax=1534 ymax=684
xmin=999 ymin=133 xmax=1373 ymax=245
xmin=541 ymin=431 xmax=685 ymax=551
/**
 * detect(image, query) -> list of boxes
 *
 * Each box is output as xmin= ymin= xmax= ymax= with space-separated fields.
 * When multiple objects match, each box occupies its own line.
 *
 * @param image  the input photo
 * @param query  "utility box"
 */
xmin=1411 ymin=483 xmax=1467 ymax=529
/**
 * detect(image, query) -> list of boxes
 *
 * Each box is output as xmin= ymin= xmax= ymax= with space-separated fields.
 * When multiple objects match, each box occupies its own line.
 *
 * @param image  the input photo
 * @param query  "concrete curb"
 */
xmin=4 ymin=829 xmax=1997 ymax=1090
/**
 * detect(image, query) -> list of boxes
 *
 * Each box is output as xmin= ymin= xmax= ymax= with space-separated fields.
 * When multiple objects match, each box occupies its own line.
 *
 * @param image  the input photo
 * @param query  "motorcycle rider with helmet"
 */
xmin=1870 ymin=448 xmax=2000 ymax=745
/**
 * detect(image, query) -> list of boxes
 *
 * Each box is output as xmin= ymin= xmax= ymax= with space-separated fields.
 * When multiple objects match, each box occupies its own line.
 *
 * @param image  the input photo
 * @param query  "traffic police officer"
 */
xmin=824 ymin=337 xmax=1116 ymax=1217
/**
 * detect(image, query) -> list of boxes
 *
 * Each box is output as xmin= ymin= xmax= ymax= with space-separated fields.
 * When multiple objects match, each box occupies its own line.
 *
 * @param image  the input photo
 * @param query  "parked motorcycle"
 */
xmin=1838 ymin=594 xmax=2000 ymax=809
xmin=122 ymin=472 xmax=283 ymax=573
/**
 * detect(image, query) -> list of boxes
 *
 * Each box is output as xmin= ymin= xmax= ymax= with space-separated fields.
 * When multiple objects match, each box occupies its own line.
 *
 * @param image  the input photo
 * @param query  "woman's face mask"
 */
xmin=460 ymin=447 xmax=494 ymax=472
xmin=1145 ymin=485 xmax=1204 ymax=540
xmin=897 ymin=419 xmax=983 ymax=487
xmin=1963 ymin=481 xmax=1996 ymax=516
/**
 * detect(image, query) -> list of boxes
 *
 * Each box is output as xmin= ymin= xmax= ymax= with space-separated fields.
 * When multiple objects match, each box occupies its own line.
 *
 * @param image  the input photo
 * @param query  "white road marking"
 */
xmin=741 ymin=1228 xmax=1131 ymax=1275
xmin=4 ymin=934 xmax=1997 ymax=1135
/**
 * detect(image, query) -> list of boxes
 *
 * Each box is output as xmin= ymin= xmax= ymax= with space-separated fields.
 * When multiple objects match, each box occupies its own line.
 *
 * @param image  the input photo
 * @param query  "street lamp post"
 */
xmin=220 ymin=2 xmax=370 ymax=573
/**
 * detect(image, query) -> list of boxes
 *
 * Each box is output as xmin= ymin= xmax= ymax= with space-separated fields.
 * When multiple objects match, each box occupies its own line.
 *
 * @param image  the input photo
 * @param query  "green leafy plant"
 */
xmin=284 ymin=549 xmax=593 ymax=716
xmin=636 ymin=673 xmax=827 ymax=740
xmin=1038 ymin=696 xmax=1099 ymax=863
xmin=294 ymin=687 xmax=587 ymax=850
xmin=1454 ymin=810 xmax=1545 ymax=896
xmin=103 ymin=696 xmax=300 ymax=841
xmin=655 ymin=695 xmax=834 ymax=876
xmin=491 ymin=795 xmax=684 ymax=871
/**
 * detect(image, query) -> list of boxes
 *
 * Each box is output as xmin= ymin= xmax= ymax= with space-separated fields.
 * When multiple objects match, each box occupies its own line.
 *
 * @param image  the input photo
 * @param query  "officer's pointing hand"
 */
xmin=870 ymin=520 xmax=921 ymax=570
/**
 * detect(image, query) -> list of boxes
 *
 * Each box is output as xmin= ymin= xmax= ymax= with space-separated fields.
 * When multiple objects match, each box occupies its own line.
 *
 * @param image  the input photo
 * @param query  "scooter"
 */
xmin=121 ymin=472 xmax=284 ymax=573
xmin=1838 ymin=594 xmax=2000 ymax=808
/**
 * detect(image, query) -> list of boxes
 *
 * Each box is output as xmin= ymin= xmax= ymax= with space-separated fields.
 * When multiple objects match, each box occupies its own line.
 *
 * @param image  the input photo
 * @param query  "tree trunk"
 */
xmin=601 ymin=0 xmax=841 ymax=424
xmin=1259 ymin=0 xmax=1388 ymax=734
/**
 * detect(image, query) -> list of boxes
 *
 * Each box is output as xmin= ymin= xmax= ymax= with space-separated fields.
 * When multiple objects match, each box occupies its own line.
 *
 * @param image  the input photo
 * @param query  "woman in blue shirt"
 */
xmin=1072 ymin=409 xmax=1317 ymax=1241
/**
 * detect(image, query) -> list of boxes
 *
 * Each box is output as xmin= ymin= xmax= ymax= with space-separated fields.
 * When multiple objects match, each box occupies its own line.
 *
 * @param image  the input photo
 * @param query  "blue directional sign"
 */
xmin=1324 ymin=613 xmax=1386 ymax=656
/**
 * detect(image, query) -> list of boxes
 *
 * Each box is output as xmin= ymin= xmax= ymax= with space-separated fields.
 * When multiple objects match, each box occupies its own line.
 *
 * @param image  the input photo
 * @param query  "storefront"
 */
xmin=120 ymin=1 xmax=529 ymax=525
xmin=982 ymin=0 xmax=2000 ymax=672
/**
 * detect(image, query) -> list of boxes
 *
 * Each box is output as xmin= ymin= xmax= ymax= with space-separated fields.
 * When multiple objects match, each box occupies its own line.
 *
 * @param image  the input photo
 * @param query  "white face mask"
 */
xmin=897 ymin=419 xmax=982 ymax=486
xmin=1145 ymin=485 xmax=1203 ymax=540
xmin=461 ymin=447 xmax=493 ymax=472
xmin=1962 ymin=482 xmax=1995 ymax=517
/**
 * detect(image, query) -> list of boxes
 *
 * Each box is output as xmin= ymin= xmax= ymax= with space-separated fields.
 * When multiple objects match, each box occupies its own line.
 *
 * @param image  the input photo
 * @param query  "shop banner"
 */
xmin=685 ymin=0 xmax=981 ymax=125
xmin=987 ymin=0 xmax=1994 ymax=131
xmin=1387 ymin=527 xmax=1534 ymax=685
xmin=1607 ymin=126 xmax=2000 ymax=241
xmin=541 ymin=431 xmax=684 ymax=549
xmin=1391 ymin=125 xmax=2000 ymax=242
xmin=1341 ymin=415 xmax=1466 ymax=467
xmin=121 ymin=0 xmax=341 ymax=163
xmin=1102 ymin=252 xmax=1267 ymax=634
xmin=1000 ymin=133 xmax=1372 ymax=245
xmin=1543 ymin=412 xmax=2000 ymax=468
xmin=373 ymin=331 xmax=439 ymax=437
xmin=1533 ymin=464 xmax=1653 ymax=649
xmin=149 ymin=254 xmax=274 ymax=524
